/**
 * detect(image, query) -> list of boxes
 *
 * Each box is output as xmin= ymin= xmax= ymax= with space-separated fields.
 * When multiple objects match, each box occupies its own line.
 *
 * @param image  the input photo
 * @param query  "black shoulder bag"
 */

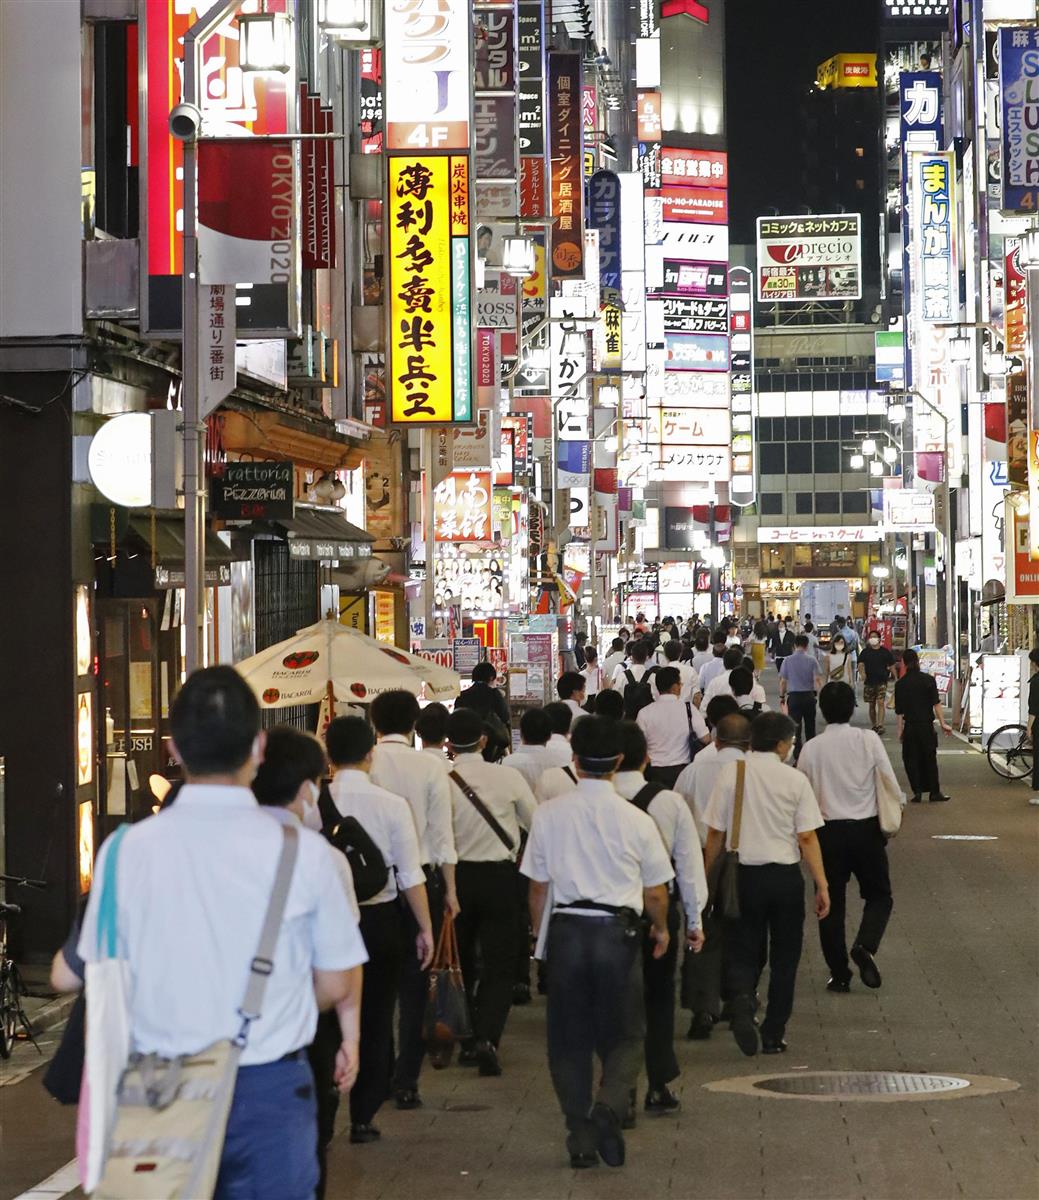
xmin=449 ymin=770 xmax=516 ymax=853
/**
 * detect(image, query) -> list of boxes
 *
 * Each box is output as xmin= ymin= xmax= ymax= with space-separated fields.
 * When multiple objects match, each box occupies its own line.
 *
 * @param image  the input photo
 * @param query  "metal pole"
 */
xmin=423 ymin=429 xmax=436 ymax=637
xmin=708 ymin=501 xmax=719 ymax=626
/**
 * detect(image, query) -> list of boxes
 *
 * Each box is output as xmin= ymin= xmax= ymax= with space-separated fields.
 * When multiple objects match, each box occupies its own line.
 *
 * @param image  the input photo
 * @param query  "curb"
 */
xmin=24 ymin=993 xmax=77 ymax=1035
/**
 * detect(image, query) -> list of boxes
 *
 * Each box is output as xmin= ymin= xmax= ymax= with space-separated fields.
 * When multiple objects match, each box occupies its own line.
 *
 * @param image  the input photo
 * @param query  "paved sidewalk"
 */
xmin=2 ymin=677 xmax=1037 ymax=1200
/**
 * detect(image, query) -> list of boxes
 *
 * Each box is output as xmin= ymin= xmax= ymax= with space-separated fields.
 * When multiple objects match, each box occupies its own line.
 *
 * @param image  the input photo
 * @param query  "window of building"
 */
xmin=759 ymin=492 xmax=784 ymax=515
xmin=787 ymin=443 xmax=812 ymax=473
xmin=815 ymin=492 xmax=839 ymax=514
xmin=814 ymin=442 xmax=839 ymax=472
xmin=795 ymin=493 xmax=813 ymax=514
xmin=760 ymin=443 xmax=785 ymax=474
xmin=842 ymin=491 xmax=868 ymax=514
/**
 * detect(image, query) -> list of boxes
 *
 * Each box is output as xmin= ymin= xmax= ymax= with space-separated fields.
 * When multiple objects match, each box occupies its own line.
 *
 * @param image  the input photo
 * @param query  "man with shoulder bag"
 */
xmin=77 ymin=667 xmax=367 ymax=1200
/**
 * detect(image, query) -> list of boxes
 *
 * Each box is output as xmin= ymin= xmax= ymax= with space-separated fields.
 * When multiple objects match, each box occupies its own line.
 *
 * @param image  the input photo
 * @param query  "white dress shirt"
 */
xmin=545 ymin=733 xmax=574 ymax=767
xmin=697 ymin=656 xmax=727 ymax=689
xmin=612 ymin=772 xmax=708 ymax=926
xmin=79 ymin=786 xmax=367 ymax=1065
xmin=797 ymin=722 xmax=901 ymax=821
xmin=563 ymin=697 xmax=587 ymax=721
xmin=675 ymin=744 xmax=746 ymax=846
xmin=703 ymin=673 xmax=768 ymax=706
xmin=602 ymin=650 xmax=626 ymax=676
xmin=521 ymin=778 xmax=674 ymax=915
xmin=536 ymin=763 xmax=578 ymax=804
xmin=507 ymin=742 xmax=557 ymax=794
xmin=581 ymin=665 xmax=604 ymax=697
xmin=370 ymin=735 xmax=457 ymax=866
xmin=651 ymin=661 xmax=699 ymax=703
xmin=420 ymin=744 xmax=449 ymax=769
xmin=704 ymin=751 xmax=824 ymax=866
xmin=264 ymin=805 xmax=360 ymax=921
xmin=611 ymin=660 xmax=650 ymax=690
xmin=329 ymin=770 xmax=427 ymax=906
xmin=447 ymin=753 xmax=536 ymax=861
xmin=691 ymin=649 xmax=715 ymax=674
xmin=636 ymin=693 xmax=709 ymax=767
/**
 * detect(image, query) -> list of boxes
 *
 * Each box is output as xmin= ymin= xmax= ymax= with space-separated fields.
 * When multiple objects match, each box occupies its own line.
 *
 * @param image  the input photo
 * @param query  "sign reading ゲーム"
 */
xmin=387 ymin=156 xmax=472 ymax=424
xmin=756 ymin=214 xmax=862 ymax=302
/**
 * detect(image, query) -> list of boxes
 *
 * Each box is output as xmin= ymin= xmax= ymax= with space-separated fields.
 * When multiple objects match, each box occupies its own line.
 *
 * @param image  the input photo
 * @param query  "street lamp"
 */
xmin=947 ymin=331 xmax=972 ymax=363
xmin=871 ymin=565 xmax=890 ymax=579
xmin=882 ymin=445 xmax=898 ymax=464
xmin=849 ymin=452 xmax=865 ymax=469
xmin=888 ymin=402 xmax=907 ymax=424
xmin=238 ymin=10 xmax=294 ymax=73
xmin=1019 ymin=225 xmax=1039 ymax=270
xmin=869 ymin=459 xmax=884 ymax=477
xmin=862 ymin=438 xmax=877 ymax=457
xmin=501 ymin=234 xmax=536 ymax=279
xmin=317 ymin=0 xmax=383 ymax=44
xmin=702 ymin=546 xmax=726 ymax=569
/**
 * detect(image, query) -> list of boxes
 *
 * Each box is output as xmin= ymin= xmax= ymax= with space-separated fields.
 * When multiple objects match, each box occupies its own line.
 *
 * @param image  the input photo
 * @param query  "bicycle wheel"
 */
xmin=986 ymin=724 xmax=1033 ymax=781
xmin=0 ymin=970 xmax=14 ymax=1059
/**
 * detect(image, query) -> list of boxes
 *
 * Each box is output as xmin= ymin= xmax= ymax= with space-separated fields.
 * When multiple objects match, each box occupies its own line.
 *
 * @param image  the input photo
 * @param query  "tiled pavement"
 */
xmin=3 ymin=680 xmax=1037 ymax=1200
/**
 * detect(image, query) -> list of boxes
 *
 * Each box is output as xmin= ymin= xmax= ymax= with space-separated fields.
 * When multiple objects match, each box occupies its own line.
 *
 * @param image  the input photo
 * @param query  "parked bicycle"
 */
xmin=0 ymin=872 xmax=45 ymax=1059
xmin=985 ymin=724 xmax=1034 ymax=782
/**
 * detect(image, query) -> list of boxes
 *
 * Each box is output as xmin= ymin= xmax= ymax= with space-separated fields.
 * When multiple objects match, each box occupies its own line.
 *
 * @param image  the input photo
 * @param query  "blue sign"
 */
xmin=586 ymin=170 xmax=621 ymax=302
xmin=999 ymin=27 xmax=1039 ymax=214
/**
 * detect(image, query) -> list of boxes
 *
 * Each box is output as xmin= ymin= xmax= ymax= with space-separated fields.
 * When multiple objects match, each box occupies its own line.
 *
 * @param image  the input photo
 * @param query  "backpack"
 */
xmin=622 ymin=666 xmax=656 ymax=718
xmin=329 ymin=814 xmax=390 ymax=903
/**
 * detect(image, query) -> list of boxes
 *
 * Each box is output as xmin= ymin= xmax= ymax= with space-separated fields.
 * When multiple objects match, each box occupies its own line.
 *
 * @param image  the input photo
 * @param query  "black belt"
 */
xmin=554 ymin=900 xmax=640 ymax=922
xmin=278 ymin=1048 xmax=306 ymax=1063
xmin=788 ymin=690 xmax=816 ymax=695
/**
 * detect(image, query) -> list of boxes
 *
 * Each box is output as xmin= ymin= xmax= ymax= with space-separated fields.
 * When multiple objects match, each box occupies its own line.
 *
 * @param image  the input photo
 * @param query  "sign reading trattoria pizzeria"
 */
xmin=211 ymin=461 xmax=294 ymax=520
xmin=387 ymin=155 xmax=472 ymax=424
xmin=755 ymin=213 xmax=862 ymax=302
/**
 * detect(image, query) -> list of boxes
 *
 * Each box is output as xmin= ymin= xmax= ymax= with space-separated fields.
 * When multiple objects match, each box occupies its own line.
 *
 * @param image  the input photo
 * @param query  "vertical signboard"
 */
xmin=551 ymin=296 xmax=589 ymax=487
xmin=998 ymin=27 xmax=1039 ymax=215
xmin=547 ymin=52 xmax=584 ymax=278
xmin=587 ymin=170 xmax=621 ymax=303
xmin=384 ymin=0 xmax=470 ymax=151
xmin=518 ymin=1 xmax=545 ymax=217
xmin=729 ymin=267 xmax=755 ymax=507
xmin=387 ymin=156 xmax=472 ymax=424
xmin=474 ymin=6 xmax=517 ymax=182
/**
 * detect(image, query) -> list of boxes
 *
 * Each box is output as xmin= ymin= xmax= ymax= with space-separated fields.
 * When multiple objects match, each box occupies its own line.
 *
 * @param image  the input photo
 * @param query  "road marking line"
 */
xmin=13 ymin=1159 xmax=78 ymax=1200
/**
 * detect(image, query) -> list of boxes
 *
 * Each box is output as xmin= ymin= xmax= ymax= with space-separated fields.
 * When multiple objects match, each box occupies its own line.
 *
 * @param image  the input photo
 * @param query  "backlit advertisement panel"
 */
xmin=548 ymin=52 xmax=584 ymax=278
xmin=756 ymin=214 xmax=862 ymax=302
xmin=999 ymin=26 xmax=1039 ymax=214
xmin=385 ymin=0 xmax=471 ymax=151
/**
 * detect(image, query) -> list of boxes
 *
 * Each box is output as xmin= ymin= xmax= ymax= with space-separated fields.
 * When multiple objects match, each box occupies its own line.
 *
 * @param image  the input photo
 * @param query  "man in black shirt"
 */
xmin=893 ymin=649 xmax=952 ymax=803
xmin=455 ymin=661 xmax=511 ymax=726
xmin=858 ymin=632 xmax=897 ymax=734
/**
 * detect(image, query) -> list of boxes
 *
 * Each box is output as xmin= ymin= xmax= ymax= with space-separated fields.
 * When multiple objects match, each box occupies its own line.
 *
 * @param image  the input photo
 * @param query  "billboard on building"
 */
xmin=816 ymin=53 xmax=877 ymax=90
xmin=385 ymin=0 xmax=470 ymax=150
xmin=756 ymin=214 xmax=862 ymax=302
xmin=547 ymin=52 xmax=584 ymax=278
xmin=729 ymin=266 xmax=756 ymax=507
xmin=998 ymin=26 xmax=1039 ymax=215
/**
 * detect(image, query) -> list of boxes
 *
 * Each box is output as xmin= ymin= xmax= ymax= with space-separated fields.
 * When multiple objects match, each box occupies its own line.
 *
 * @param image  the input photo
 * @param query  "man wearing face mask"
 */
xmin=858 ymin=630 xmax=897 ymax=734
xmin=326 ymin=716 xmax=434 ymax=1144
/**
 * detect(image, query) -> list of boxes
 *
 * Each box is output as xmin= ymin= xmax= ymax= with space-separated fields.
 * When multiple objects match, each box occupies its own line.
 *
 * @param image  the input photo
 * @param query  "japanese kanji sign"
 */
xmin=387 ymin=155 xmax=472 ymax=424
xmin=999 ymin=27 xmax=1039 ymax=214
xmin=434 ymin=471 xmax=492 ymax=541
xmin=587 ymin=170 xmax=622 ymax=301
xmin=756 ymin=214 xmax=862 ymax=302
xmin=385 ymin=0 xmax=470 ymax=151
xmin=200 ymin=284 xmax=236 ymax=418
xmin=660 ymin=148 xmax=728 ymax=188
xmin=548 ymin=52 xmax=584 ymax=277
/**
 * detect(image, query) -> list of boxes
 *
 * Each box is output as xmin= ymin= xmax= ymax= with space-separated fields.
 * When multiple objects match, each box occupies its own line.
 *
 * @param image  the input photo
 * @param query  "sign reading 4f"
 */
xmin=385 ymin=0 xmax=471 ymax=151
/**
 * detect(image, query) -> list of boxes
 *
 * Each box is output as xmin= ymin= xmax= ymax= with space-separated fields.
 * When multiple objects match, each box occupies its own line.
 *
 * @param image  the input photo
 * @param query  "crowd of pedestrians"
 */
xmin=49 ymin=610 xmax=928 ymax=1195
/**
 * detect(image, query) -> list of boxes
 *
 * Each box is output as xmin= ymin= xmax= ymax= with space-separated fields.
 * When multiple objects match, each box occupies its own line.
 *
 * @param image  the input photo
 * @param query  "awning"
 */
xmin=125 ymin=514 xmax=244 ymax=589
xmin=267 ymin=507 xmax=374 ymax=561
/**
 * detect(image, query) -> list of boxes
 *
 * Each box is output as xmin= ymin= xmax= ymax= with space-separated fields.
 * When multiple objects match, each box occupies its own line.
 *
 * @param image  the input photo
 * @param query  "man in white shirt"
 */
xmin=557 ymin=670 xmax=588 ymax=721
xmin=613 ymin=724 xmax=706 ymax=1116
xmin=602 ymin=637 xmax=627 ymax=677
xmin=697 ymin=632 xmax=730 ymax=691
xmin=797 ymin=681 xmax=897 ymax=994
xmin=446 ymin=709 xmax=537 ymax=1076
xmin=654 ymin=639 xmax=700 ymax=704
xmin=79 ymin=668 xmax=367 ymax=1199
xmin=415 ymin=701 xmax=450 ymax=768
xmin=611 ymin=639 xmax=653 ymax=695
xmin=369 ymin=690 xmax=458 ymax=1111
xmin=730 ymin=667 xmax=770 ymax=715
xmin=690 ymin=631 xmax=714 ymax=675
xmin=704 ymin=712 xmax=830 ymax=1057
xmin=543 ymin=701 xmax=577 ymax=766
xmin=581 ymin=646 xmax=606 ymax=702
xmin=674 ymin=706 xmax=749 ymax=1041
xmin=507 ymin=707 xmax=559 ymax=793
xmin=701 ymin=646 xmax=745 ymax=704
xmin=522 ymin=715 xmax=674 ymax=1170
xmin=327 ymin=717 xmax=433 ymax=1144
xmin=636 ymin=666 xmax=709 ymax=788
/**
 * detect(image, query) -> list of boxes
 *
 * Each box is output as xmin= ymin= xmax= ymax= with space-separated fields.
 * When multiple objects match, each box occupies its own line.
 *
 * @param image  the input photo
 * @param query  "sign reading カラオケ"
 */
xmin=756 ymin=214 xmax=862 ymax=302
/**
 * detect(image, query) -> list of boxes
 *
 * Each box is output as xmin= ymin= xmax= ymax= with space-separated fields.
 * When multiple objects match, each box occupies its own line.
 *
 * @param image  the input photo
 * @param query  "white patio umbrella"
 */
xmin=234 ymin=618 xmax=461 ymax=708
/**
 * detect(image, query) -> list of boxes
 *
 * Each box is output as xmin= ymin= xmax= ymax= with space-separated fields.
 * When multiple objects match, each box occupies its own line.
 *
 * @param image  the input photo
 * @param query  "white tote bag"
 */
xmin=875 ymin=765 xmax=905 ymax=838
xmin=79 ymin=825 xmax=133 ymax=1194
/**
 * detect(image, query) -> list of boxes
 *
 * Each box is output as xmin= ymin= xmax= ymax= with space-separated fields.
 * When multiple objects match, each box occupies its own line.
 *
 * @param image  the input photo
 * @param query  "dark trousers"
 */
xmin=787 ymin=691 xmax=817 ymax=753
xmin=393 ymin=865 xmax=444 ymax=1092
xmin=902 ymin=720 xmax=940 ymax=795
xmin=307 ymin=1013 xmax=341 ymax=1200
xmin=681 ymin=909 xmax=724 ymax=1017
xmin=725 ymin=863 xmax=804 ymax=1042
xmin=455 ymin=860 xmax=520 ymax=1046
xmin=545 ymin=913 xmax=644 ymax=1153
xmin=351 ymin=901 xmax=404 ymax=1126
xmin=514 ymin=846 xmax=533 ymax=988
xmin=215 ymin=1056 xmax=318 ymax=1200
xmin=646 ymin=763 xmax=688 ymax=789
xmin=642 ymin=897 xmax=681 ymax=1089
xmin=817 ymin=818 xmax=893 ymax=978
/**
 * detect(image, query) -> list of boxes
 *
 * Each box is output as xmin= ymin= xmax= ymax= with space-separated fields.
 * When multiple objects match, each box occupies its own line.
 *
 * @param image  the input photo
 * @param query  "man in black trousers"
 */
xmin=893 ymin=648 xmax=952 ymax=803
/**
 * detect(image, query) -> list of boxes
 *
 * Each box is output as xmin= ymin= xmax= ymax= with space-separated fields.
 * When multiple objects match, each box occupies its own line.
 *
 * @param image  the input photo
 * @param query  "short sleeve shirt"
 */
xmin=859 ymin=645 xmax=895 ymax=685
xmin=894 ymin=670 xmax=940 ymax=722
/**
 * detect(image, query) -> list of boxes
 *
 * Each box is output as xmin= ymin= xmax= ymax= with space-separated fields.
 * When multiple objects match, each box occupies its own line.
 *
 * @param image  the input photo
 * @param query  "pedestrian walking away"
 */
xmin=703 ymin=712 xmax=830 ymax=1057
xmin=326 ymin=716 xmax=434 ymax=1144
xmin=77 ymin=667 xmax=367 ymax=1200
xmin=894 ymin=648 xmax=952 ymax=803
xmin=778 ymin=635 xmax=823 ymax=756
xmin=636 ymin=666 xmax=709 ymax=788
xmin=446 ymin=708 xmax=536 ymax=1077
xmin=613 ymin=722 xmax=706 ymax=1117
xmin=1025 ymin=648 xmax=1039 ymax=805
xmin=858 ymin=631 xmax=897 ymax=734
xmin=521 ymin=716 xmax=674 ymax=1170
xmin=796 ymin=682 xmax=898 ymax=994
xmin=368 ymin=690 xmax=458 ymax=1111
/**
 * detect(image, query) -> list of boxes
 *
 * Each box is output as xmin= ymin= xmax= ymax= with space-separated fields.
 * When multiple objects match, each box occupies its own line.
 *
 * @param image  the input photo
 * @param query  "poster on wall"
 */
xmin=756 ymin=214 xmax=862 ymax=302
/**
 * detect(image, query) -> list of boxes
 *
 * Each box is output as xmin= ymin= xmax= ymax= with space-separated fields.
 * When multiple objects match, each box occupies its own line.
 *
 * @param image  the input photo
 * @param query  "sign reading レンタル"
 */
xmin=756 ymin=214 xmax=862 ymax=302
xmin=384 ymin=0 xmax=470 ymax=151
xmin=387 ymin=156 xmax=472 ymax=424
xmin=548 ymin=52 xmax=584 ymax=278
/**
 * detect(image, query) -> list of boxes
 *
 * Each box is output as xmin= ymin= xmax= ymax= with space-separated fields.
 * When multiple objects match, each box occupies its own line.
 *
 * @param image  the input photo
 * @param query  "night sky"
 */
xmin=725 ymin=0 xmax=880 ymax=246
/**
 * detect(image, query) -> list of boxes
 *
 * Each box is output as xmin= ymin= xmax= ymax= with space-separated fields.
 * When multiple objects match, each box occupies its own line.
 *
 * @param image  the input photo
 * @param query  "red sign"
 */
xmin=660 ymin=147 xmax=728 ymax=188
xmin=661 ymin=185 xmax=729 ymax=224
xmin=548 ymin=52 xmax=584 ymax=278
xmin=301 ymin=86 xmax=335 ymax=271
xmin=1005 ymin=240 xmax=1027 ymax=356
xmin=662 ymin=0 xmax=710 ymax=19
xmin=434 ymin=471 xmax=493 ymax=542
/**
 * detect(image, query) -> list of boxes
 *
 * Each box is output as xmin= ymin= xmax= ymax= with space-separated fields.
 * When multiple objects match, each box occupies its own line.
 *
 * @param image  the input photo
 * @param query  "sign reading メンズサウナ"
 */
xmin=756 ymin=214 xmax=862 ymax=302
xmin=387 ymin=156 xmax=472 ymax=425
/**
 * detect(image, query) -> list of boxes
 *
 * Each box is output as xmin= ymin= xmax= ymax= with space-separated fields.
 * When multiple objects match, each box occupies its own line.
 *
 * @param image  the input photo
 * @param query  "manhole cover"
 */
xmin=442 ymin=1102 xmax=491 ymax=1113
xmin=704 ymin=1070 xmax=1019 ymax=1103
xmin=754 ymin=1072 xmax=969 ymax=1097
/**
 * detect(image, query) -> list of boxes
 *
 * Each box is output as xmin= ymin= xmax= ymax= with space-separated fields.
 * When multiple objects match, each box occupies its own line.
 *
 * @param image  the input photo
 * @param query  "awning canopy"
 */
xmin=266 ymin=507 xmax=374 ymax=561
xmin=124 ymin=514 xmax=245 ymax=589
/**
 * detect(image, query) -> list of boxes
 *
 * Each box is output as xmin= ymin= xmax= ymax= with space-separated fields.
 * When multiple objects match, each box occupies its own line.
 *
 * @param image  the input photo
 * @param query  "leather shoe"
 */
xmin=761 ymin=1037 xmax=788 ymax=1054
xmin=350 ymin=1124 xmax=381 ymax=1144
xmin=512 ymin=983 xmax=532 ymax=1005
xmin=731 ymin=1011 xmax=759 ymax=1057
xmin=591 ymin=1102 xmax=625 ymax=1167
xmin=457 ymin=1042 xmax=479 ymax=1066
xmin=394 ymin=1088 xmax=422 ymax=1110
xmin=645 ymin=1087 xmax=681 ymax=1114
xmin=687 ymin=1011 xmax=715 ymax=1040
xmin=909 ymin=794 xmax=922 ymax=803
xmin=621 ymin=1088 xmax=636 ymax=1130
xmin=475 ymin=1040 xmax=502 ymax=1076
xmin=826 ymin=975 xmax=851 ymax=993
xmin=851 ymin=944 xmax=882 ymax=989
xmin=929 ymin=792 xmax=951 ymax=803
xmin=569 ymin=1152 xmax=598 ymax=1169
